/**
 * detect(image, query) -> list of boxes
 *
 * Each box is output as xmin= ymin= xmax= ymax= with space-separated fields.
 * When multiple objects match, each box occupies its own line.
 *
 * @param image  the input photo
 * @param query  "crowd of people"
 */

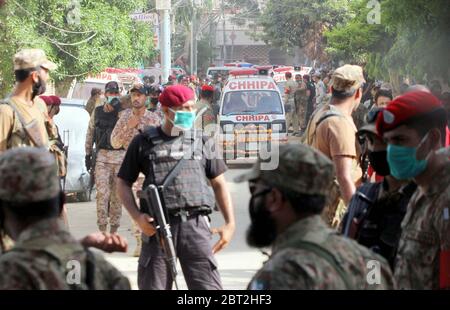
xmin=0 ymin=48 xmax=449 ymax=291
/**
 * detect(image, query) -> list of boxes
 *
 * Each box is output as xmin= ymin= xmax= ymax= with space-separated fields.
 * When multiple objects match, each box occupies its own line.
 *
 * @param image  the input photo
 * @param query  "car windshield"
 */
xmin=71 ymin=82 xmax=106 ymax=100
xmin=222 ymin=90 xmax=283 ymax=115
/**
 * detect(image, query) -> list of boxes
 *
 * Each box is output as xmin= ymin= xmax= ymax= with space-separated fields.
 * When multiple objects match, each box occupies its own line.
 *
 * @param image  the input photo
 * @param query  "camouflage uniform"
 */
xmin=86 ymin=106 xmax=125 ymax=233
xmin=294 ymin=80 xmax=309 ymax=131
xmin=352 ymin=103 xmax=369 ymax=130
xmin=85 ymin=96 xmax=102 ymax=116
xmin=284 ymin=79 xmax=300 ymax=134
xmin=0 ymin=147 xmax=131 ymax=290
xmin=235 ymin=143 xmax=395 ymax=290
xmin=111 ymin=105 xmax=161 ymax=256
xmin=111 ymin=108 xmax=161 ymax=151
xmin=248 ymin=215 xmax=394 ymax=290
xmin=194 ymin=98 xmax=217 ymax=133
xmin=394 ymin=161 xmax=450 ymax=289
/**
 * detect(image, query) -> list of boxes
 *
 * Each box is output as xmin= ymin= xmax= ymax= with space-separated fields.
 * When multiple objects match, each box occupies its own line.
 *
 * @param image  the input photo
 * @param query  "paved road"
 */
xmin=66 ymin=166 xmax=267 ymax=290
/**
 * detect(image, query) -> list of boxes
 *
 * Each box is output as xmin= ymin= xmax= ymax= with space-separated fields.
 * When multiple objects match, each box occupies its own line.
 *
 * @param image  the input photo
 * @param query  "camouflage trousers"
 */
xmin=285 ymin=100 xmax=300 ymax=134
xmin=95 ymin=161 xmax=122 ymax=232
xmin=321 ymin=180 xmax=348 ymax=229
xmin=295 ymin=99 xmax=308 ymax=130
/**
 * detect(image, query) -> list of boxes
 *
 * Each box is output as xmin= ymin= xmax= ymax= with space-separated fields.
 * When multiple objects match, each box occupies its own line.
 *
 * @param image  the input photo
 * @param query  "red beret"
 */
xmin=159 ymin=85 xmax=195 ymax=108
xmin=201 ymin=85 xmax=214 ymax=92
xmin=376 ymin=91 xmax=443 ymax=135
xmin=39 ymin=96 xmax=52 ymax=105
xmin=49 ymin=95 xmax=61 ymax=106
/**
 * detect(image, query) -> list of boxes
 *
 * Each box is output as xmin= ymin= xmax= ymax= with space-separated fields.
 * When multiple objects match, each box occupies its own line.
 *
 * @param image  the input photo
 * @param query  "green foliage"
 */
xmin=325 ymin=0 xmax=450 ymax=82
xmin=0 ymin=0 xmax=156 ymax=96
xmin=258 ymin=0 xmax=353 ymax=48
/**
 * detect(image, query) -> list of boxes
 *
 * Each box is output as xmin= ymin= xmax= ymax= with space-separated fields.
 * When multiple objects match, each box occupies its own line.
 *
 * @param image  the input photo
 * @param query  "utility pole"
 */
xmin=190 ymin=0 xmax=195 ymax=75
xmin=157 ymin=0 xmax=172 ymax=83
xmin=221 ymin=0 xmax=226 ymax=65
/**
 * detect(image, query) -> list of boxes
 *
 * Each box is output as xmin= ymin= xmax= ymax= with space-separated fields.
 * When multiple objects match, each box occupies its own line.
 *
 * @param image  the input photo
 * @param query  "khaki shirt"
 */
xmin=308 ymin=104 xmax=362 ymax=183
xmin=394 ymin=162 xmax=450 ymax=289
xmin=0 ymin=97 xmax=49 ymax=152
xmin=284 ymin=79 xmax=298 ymax=103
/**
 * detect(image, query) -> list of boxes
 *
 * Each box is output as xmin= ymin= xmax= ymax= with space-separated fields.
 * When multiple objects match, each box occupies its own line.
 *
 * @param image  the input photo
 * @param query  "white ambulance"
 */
xmin=218 ymin=68 xmax=288 ymax=161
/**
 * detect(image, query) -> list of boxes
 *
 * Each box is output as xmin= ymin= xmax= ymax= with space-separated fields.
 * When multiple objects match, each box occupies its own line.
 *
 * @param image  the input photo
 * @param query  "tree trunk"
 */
xmin=55 ymin=77 xmax=75 ymax=98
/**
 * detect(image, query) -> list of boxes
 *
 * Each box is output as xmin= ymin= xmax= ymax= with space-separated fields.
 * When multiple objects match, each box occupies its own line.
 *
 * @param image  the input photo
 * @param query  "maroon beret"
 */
xmin=376 ymin=91 xmax=443 ymax=136
xmin=201 ymin=85 xmax=215 ymax=92
xmin=159 ymin=85 xmax=195 ymax=108
xmin=39 ymin=96 xmax=52 ymax=105
xmin=48 ymin=95 xmax=61 ymax=106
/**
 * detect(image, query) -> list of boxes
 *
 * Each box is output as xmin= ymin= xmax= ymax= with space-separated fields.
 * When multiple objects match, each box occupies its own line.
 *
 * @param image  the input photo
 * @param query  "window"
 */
xmin=222 ymin=91 xmax=283 ymax=115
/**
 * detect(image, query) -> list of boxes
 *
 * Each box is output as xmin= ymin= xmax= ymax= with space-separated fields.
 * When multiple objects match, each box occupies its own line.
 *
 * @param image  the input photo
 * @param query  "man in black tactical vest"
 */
xmin=341 ymin=108 xmax=416 ymax=268
xmin=85 ymin=81 xmax=126 ymax=234
xmin=117 ymin=85 xmax=235 ymax=290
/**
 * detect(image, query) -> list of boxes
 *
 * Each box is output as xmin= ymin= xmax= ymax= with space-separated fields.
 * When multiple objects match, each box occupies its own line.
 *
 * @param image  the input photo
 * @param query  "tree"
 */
xmin=325 ymin=0 xmax=450 ymax=86
xmin=255 ymin=0 xmax=353 ymax=63
xmin=0 ymin=0 xmax=156 ymax=97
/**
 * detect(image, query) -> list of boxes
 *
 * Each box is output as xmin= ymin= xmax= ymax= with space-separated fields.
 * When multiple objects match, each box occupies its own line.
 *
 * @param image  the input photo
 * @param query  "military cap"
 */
xmin=235 ymin=143 xmax=335 ymax=196
xmin=358 ymin=107 xmax=383 ymax=137
xmin=105 ymin=81 xmax=120 ymax=93
xmin=331 ymin=64 xmax=365 ymax=92
xmin=129 ymin=82 xmax=148 ymax=95
xmin=14 ymin=49 xmax=57 ymax=71
xmin=0 ymin=148 xmax=60 ymax=203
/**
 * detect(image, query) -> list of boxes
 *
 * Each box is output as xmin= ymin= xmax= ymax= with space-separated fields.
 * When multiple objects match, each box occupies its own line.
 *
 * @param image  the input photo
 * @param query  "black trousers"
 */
xmin=138 ymin=214 xmax=223 ymax=290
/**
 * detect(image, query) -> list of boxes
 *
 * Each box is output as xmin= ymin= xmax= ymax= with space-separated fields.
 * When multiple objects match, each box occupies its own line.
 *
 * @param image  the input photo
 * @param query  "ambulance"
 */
xmin=273 ymin=66 xmax=313 ymax=95
xmin=218 ymin=68 xmax=288 ymax=161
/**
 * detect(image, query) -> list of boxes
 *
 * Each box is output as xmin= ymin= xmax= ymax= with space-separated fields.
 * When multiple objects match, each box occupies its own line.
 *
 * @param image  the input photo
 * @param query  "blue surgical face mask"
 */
xmin=169 ymin=108 xmax=196 ymax=130
xmin=387 ymin=133 xmax=430 ymax=180
xmin=107 ymin=96 xmax=120 ymax=104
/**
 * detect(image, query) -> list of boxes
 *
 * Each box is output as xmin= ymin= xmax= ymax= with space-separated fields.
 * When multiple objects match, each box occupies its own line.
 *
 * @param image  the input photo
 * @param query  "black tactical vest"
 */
xmin=345 ymin=181 xmax=416 ymax=268
xmin=94 ymin=105 xmax=120 ymax=150
xmin=140 ymin=127 xmax=216 ymax=213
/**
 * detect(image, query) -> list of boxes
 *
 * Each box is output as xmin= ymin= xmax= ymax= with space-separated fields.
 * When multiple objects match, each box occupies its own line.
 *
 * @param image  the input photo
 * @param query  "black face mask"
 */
xmin=31 ymin=75 xmax=46 ymax=100
xmin=246 ymin=189 xmax=277 ymax=248
xmin=368 ymin=150 xmax=391 ymax=176
xmin=150 ymin=97 xmax=159 ymax=105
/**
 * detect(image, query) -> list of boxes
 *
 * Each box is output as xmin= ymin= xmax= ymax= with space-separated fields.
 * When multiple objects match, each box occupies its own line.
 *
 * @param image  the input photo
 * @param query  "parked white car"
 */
xmin=54 ymin=99 xmax=92 ymax=201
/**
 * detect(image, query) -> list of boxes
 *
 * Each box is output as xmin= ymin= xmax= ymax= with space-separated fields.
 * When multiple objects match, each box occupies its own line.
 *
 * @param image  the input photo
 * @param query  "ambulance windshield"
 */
xmin=222 ymin=91 xmax=283 ymax=115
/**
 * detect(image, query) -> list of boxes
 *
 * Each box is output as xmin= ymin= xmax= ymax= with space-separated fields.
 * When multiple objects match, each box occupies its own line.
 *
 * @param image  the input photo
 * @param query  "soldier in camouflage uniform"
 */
xmin=111 ymin=83 xmax=161 ymax=257
xmin=85 ymin=81 xmax=125 ymax=234
xmin=194 ymin=85 xmax=217 ymax=134
xmin=294 ymin=74 xmax=309 ymax=134
xmin=284 ymin=72 xmax=300 ymax=135
xmin=0 ymin=147 xmax=130 ymax=289
xmin=235 ymin=143 xmax=395 ymax=290
xmin=377 ymin=90 xmax=450 ymax=289
xmin=0 ymin=49 xmax=57 ymax=153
